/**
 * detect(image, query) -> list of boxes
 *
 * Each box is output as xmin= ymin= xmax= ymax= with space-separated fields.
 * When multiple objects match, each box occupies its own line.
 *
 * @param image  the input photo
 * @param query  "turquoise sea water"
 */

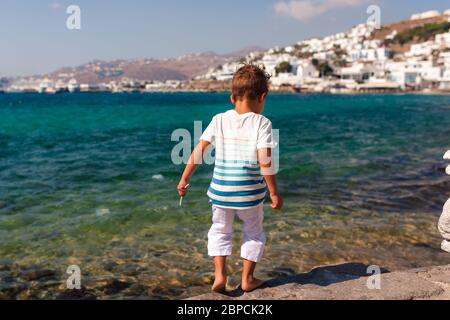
xmin=0 ymin=93 xmax=450 ymax=299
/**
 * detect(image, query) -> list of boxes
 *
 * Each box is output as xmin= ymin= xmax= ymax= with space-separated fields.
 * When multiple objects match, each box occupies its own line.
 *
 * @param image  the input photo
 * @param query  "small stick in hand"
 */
xmin=179 ymin=184 xmax=190 ymax=206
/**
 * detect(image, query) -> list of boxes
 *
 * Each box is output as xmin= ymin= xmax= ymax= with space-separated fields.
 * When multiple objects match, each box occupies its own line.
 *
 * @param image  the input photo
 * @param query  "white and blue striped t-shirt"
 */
xmin=200 ymin=109 xmax=276 ymax=210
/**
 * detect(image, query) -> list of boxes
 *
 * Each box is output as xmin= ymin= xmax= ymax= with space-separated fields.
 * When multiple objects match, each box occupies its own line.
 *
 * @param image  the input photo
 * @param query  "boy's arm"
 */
xmin=177 ymin=140 xmax=211 ymax=197
xmin=257 ymin=148 xmax=283 ymax=210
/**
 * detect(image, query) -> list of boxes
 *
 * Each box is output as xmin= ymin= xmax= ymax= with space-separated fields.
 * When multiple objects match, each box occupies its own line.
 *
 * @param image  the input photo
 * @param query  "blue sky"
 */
xmin=1 ymin=0 xmax=450 ymax=76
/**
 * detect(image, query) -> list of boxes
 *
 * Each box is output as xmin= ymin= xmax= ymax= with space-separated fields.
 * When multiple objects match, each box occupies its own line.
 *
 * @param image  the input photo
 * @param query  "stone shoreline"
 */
xmin=189 ymin=263 xmax=450 ymax=300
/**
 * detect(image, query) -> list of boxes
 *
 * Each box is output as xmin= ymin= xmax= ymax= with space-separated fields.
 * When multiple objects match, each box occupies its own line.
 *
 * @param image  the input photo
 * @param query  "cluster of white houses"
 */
xmin=202 ymin=10 xmax=450 ymax=93
xmin=6 ymin=77 xmax=183 ymax=94
xmin=5 ymin=58 xmax=185 ymax=93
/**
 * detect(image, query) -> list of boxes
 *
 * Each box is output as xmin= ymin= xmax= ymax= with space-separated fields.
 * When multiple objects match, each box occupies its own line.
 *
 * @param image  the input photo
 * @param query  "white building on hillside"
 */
xmin=338 ymin=63 xmax=376 ymax=82
xmin=411 ymin=10 xmax=441 ymax=20
xmin=441 ymin=68 xmax=450 ymax=89
xmin=440 ymin=52 xmax=450 ymax=67
xmin=202 ymin=62 xmax=239 ymax=81
xmin=436 ymin=32 xmax=450 ymax=49
xmin=386 ymin=30 xmax=398 ymax=40
xmin=259 ymin=54 xmax=299 ymax=76
xmin=386 ymin=62 xmax=420 ymax=88
xmin=271 ymin=60 xmax=318 ymax=86
xmin=348 ymin=47 xmax=391 ymax=62
xmin=418 ymin=61 xmax=443 ymax=81
xmin=386 ymin=60 xmax=442 ymax=88
xmin=406 ymin=41 xmax=438 ymax=58
xmin=439 ymin=51 xmax=450 ymax=89
xmin=312 ymin=51 xmax=335 ymax=61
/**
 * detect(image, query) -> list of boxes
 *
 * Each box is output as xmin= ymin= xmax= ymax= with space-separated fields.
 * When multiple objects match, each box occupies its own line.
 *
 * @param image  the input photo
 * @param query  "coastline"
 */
xmin=2 ymin=88 xmax=450 ymax=95
xmin=3 ymin=77 xmax=450 ymax=96
xmin=189 ymin=263 xmax=450 ymax=300
xmin=3 ymin=262 xmax=450 ymax=300
xmin=2 ymin=79 xmax=450 ymax=96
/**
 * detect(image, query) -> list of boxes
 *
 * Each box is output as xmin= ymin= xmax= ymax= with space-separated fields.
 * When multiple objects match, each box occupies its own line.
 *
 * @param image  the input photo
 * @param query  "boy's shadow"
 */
xmin=227 ymin=262 xmax=390 ymax=298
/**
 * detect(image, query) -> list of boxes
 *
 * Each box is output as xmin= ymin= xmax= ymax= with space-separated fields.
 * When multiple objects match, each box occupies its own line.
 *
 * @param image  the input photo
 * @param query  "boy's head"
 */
xmin=231 ymin=64 xmax=271 ymax=113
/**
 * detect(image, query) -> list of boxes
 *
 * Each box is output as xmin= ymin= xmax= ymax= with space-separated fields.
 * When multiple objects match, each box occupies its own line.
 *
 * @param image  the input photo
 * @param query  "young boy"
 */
xmin=177 ymin=64 xmax=283 ymax=293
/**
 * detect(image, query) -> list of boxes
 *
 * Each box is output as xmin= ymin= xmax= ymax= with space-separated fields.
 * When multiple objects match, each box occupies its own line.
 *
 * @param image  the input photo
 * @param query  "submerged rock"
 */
xmin=0 ymin=272 xmax=15 ymax=283
xmin=266 ymin=267 xmax=296 ymax=278
xmin=0 ymin=283 xmax=28 ymax=300
xmin=101 ymin=279 xmax=131 ymax=295
xmin=122 ymin=284 xmax=147 ymax=297
xmin=56 ymin=288 xmax=97 ymax=300
xmin=21 ymin=269 xmax=56 ymax=281
xmin=0 ymin=264 xmax=12 ymax=272
xmin=102 ymin=261 xmax=119 ymax=272
xmin=0 ymin=259 xmax=15 ymax=271
xmin=150 ymin=286 xmax=184 ymax=298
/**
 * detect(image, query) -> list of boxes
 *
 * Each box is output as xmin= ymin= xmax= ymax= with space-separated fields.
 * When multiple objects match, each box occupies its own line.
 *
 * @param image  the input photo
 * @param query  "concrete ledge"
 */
xmin=189 ymin=263 xmax=450 ymax=300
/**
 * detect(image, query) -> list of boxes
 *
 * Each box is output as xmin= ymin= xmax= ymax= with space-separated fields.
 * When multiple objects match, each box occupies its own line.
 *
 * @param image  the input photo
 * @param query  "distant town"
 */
xmin=2 ymin=9 xmax=450 ymax=94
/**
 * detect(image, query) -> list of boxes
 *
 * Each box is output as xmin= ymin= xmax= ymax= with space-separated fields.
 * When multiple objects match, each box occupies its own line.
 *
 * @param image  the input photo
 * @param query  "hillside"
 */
xmin=200 ymin=9 xmax=450 ymax=91
xmin=45 ymin=47 xmax=265 ymax=84
xmin=371 ymin=15 xmax=450 ymax=54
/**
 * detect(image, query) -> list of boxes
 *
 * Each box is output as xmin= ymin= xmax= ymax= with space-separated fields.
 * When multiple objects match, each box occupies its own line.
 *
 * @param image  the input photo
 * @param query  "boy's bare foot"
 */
xmin=212 ymin=256 xmax=228 ymax=293
xmin=211 ymin=277 xmax=227 ymax=293
xmin=241 ymin=277 xmax=265 ymax=292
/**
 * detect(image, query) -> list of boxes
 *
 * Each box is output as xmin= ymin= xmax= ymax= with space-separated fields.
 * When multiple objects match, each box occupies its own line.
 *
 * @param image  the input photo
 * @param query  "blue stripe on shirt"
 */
xmin=215 ymin=165 xmax=261 ymax=172
xmin=214 ymin=171 xmax=262 ymax=178
xmin=209 ymin=198 xmax=265 ymax=208
xmin=208 ymin=187 xmax=267 ymax=197
xmin=211 ymin=178 xmax=264 ymax=186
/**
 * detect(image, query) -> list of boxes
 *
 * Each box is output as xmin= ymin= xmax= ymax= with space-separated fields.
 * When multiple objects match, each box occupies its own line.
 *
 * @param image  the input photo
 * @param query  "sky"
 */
xmin=1 ymin=0 xmax=450 ymax=77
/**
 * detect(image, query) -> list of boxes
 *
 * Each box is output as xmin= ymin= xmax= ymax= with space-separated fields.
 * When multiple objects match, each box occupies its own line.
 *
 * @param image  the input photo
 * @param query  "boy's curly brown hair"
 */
xmin=231 ymin=64 xmax=271 ymax=101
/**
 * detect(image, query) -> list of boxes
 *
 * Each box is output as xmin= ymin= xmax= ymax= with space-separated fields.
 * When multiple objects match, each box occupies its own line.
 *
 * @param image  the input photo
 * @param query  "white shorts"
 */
xmin=207 ymin=204 xmax=266 ymax=263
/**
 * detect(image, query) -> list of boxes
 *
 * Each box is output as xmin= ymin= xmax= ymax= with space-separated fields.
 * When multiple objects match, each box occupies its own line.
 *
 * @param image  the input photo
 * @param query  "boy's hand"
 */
xmin=177 ymin=179 xmax=190 ymax=197
xmin=270 ymin=193 xmax=283 ymax=210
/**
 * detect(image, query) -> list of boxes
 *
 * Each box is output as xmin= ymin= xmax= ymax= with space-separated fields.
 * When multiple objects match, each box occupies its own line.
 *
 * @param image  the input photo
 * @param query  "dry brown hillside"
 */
xmin=45 ymin=47 xmax=265 ymax=84
xmin=371 ymin=15 xmax=450 ymax=54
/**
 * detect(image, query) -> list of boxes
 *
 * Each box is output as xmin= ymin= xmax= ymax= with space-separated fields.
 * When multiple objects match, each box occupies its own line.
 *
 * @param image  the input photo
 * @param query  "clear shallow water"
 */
xmin=0 ymin=93 xmax=449 ymax=299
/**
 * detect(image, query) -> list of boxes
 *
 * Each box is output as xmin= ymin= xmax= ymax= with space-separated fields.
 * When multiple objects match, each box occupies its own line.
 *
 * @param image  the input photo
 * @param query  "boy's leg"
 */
xmin=242 ymin=259 xmax=265 ymax=292
xmin=212 ymin=256 xmax=227 ymax=293
xmin=237 ymin=204 xmax=266 ymax=292
xmin=207 ymin=205 xmax=235 ymax=292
